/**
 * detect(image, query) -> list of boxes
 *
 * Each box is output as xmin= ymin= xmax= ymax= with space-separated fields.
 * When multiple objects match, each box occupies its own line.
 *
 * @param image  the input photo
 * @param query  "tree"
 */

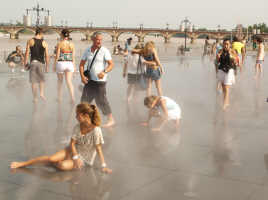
xmin=248 ymin=23 xmax=268 ymax=33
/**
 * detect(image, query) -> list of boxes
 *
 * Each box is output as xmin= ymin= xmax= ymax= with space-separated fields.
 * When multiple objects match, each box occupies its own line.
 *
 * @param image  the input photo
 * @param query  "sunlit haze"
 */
xmin=1 ymin=0 xmax=268 ymax=30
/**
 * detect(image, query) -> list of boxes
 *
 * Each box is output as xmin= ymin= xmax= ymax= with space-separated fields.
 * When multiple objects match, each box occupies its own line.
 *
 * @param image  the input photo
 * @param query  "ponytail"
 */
xmin=90 ymin=105 xmax=101 ymax=126
xmin=76 ymin=103 xmax=101 ymax=126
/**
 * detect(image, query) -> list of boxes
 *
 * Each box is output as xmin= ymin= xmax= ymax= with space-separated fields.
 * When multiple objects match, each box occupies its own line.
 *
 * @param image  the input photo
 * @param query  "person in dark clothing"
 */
xmin=24 ymin=27 xmax=49 ymax=103
xmin=6 ymin=45 xmax=24 ymax=73
xmin=216 ymin=38 xmax=238 ymax=110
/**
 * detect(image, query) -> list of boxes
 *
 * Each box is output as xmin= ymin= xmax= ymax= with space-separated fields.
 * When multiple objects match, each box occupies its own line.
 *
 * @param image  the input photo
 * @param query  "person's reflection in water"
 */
xmin=24 ymin=103 xmax=49 ymax=158
xmin=11 ymin=167 xmax=111 ymax=200
xmin=212 ymin=101 xmax=240 ymax=176
xmin=56 ymin=103 xmax=76 ymax=146
xmin=263 ymin=154 xmax=268 ymax=173
xmin=253 ymin=80 xmax=262 ymax=117
xmin=6 ymin=77 xmax=27 ymax=101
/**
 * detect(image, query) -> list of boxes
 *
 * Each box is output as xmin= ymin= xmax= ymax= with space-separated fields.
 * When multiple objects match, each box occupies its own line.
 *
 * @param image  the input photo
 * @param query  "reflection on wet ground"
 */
xmin=0 ymin=45 xmax=268 ymax=199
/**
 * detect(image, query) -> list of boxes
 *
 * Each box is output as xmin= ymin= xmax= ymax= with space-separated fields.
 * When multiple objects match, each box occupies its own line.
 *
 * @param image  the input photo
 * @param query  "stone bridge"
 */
xmin=0 ymin=25 xmax=266 ymax=43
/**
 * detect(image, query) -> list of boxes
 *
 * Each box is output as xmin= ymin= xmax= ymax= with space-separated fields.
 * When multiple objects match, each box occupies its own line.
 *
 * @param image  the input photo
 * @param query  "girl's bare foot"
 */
xmin=70 ymin=99 xmax=75 ymax=105
xmin=40 ymin=95 xmax=47 ymax=102
xmin=151 ymin=127 xmax=161 ymax=132
xmin=223 ymin=103 xmax=230 ymax=110
xmin=101 ymin=167 xmax=112 ymax=174
xmin=10 ymin=162 xmax=25 ymax=169
xmin=140 ymin=122 xmax=148 ymax=127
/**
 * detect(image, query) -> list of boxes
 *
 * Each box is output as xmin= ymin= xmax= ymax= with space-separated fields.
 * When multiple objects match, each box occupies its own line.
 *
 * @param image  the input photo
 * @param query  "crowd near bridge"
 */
xmin=1 ymin=25 xmax=268 ymax=43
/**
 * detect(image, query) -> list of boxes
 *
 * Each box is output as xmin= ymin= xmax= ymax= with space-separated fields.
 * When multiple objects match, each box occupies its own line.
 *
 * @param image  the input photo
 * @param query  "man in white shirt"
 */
xmin=79 ymin=33 xmax=115 ymax=127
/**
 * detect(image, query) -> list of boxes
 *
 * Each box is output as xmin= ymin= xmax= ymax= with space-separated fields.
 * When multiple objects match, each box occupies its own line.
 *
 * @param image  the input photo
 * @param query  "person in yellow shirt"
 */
xmin=232 ymin=36 xmax=245 ymax=71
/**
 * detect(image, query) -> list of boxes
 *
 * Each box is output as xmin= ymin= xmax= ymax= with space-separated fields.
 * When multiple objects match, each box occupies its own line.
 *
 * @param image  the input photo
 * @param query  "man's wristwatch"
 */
xmin=103 ymin=69 xmax=107 ymax=73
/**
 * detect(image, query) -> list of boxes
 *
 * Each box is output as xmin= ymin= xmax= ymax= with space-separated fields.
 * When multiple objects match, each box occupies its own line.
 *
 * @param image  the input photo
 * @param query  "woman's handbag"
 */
xmin=83 ymin=47 xmax=101 ymax=79
xmin=135 ymin=56 xmax=148 ymax=90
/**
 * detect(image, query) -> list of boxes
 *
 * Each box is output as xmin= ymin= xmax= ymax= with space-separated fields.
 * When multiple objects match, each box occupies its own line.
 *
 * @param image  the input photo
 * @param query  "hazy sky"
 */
xmin=1 ymin=0 xmax=268 ymax=30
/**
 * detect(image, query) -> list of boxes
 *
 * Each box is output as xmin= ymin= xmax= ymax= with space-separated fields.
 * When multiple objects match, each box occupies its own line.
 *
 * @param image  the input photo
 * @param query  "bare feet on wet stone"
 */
xmin=223 ymin=103 xmax=230 ymax=110
xmin=10 ymin=162 xmax=25 ymax=169
xmin=151 ymin=127 xmax=161 ymax=132
xmin=40 ymin=95 xmax=47 ymax=102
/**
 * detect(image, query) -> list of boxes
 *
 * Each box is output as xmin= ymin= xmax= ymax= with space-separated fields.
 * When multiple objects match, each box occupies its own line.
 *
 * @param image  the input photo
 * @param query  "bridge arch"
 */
xmin=117 ymin=31 xmax=139 ymax=42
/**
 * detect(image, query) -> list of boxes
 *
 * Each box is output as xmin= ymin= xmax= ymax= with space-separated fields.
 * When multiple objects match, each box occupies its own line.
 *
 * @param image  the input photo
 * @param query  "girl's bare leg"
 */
xmin=155 ymin=79 xmax=163 ymax=96
xmin=57 ymin=73 xmax=64 ymax=102
xmin=127 ymin=84 xmax=135 ymax=117
xmin=259 ymin=64 xmax=263 ymax=76
xmin=175 ymin=119 xmax=180 ymax=130
xmin=151 ymin=117 xmax=167 ymax=132
xmin=147 ymin=78 xmax=152 ymax=97
xmin=127 ymin=84 xmax=135 ymax=103
xmin=255 ymin=63 xmax=260 ymax=78
xmin=10 ymin=148 xmax=71 ymax=169
xmin=223 ymin=84 xmax=230 ymax=110
xmin=55 ymin=160 xmax=74 ymax=171
xmin=31 ymin=83 xmax=38 ymax=103
xmin=65 ymin=71 xmax=75 ymax=104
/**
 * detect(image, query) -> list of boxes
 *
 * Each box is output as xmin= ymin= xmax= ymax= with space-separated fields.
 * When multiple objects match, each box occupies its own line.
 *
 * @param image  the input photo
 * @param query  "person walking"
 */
xmin=24 ymin=27 xmax=49 ymax=103
xmin=79 ymin=33 xmax=115 ymax=128
xmin=255 ymin=36 xmax=265 ymax=78
xmin=232 ymin=36 xmax=245 ymax=71
xmin=123 ymin=44 xmax=146 ymax=116
xmin=54 ymin=29 xmax=76 ymax=104
xmin=216 ymin=38 xmax=238 ymax=110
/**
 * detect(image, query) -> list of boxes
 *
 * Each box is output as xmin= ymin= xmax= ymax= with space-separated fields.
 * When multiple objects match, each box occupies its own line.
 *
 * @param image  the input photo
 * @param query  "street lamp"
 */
xmin=26 ymin=3 xmax=51 ymax=26
xmin=166 ymin=23 xmax=169 ymax=30
xmin=139 ymin=23 xmax=143 ymax=30
xmin=180 ymin=17 xmax=192 ymax=51
xmin=112 ymin=21 xmax=118 ymax=29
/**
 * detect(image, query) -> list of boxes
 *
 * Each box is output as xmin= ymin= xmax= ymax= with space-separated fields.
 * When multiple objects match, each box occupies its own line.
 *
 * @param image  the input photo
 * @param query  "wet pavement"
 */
xmin=1 ymin=48 xmax=268 ymax=200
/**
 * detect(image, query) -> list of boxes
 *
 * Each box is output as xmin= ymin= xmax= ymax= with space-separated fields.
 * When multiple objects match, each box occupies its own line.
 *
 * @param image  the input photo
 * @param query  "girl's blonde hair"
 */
xmin=76 ymin=103 xmax=101 ymax=126
xmin=144 ymin=95 xmax=158 ymax=107
xmin=142 ymin=41 xmax=155 ymax=56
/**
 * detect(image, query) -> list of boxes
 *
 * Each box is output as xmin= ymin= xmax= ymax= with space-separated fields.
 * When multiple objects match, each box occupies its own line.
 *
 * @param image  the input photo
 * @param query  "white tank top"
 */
xmin=257 ymin=43 xmax=265 ymax=61
xmin=161 ymin=96 xmax=180 ymax=111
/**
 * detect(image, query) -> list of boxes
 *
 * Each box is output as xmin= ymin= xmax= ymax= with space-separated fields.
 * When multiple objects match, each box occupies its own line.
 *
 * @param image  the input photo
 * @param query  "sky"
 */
xmin=1 ymin=0 xmax=268 ymax=30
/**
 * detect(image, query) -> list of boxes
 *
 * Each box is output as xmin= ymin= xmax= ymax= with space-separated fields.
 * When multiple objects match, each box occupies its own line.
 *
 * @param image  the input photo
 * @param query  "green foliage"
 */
xmin=15 ymin=21 xmax=23 ymax=26
xmin=248 ymin=23 xmax=268 ymax=33
xmin=197 ymin=28 xmax=208 ymax=31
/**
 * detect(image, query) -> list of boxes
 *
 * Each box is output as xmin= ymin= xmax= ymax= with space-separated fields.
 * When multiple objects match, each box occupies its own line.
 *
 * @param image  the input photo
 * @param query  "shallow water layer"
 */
xmin=0 ymin=36 xmax=268 ymax=200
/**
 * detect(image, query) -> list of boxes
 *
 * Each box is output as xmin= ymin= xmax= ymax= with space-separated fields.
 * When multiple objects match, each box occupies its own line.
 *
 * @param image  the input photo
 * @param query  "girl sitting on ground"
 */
xmin=141 ymin=95 xmax=181 ymax=132
xmin=10 ymin=103 xmax=112 ymax=174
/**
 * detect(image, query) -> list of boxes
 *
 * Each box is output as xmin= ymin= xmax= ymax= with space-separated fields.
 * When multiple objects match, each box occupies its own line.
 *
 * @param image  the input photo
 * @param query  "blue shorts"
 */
xmin=256 ymin=60 xmax=264 ymax=64
xmin=146 ymin=67 xmax=161 ymax=81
